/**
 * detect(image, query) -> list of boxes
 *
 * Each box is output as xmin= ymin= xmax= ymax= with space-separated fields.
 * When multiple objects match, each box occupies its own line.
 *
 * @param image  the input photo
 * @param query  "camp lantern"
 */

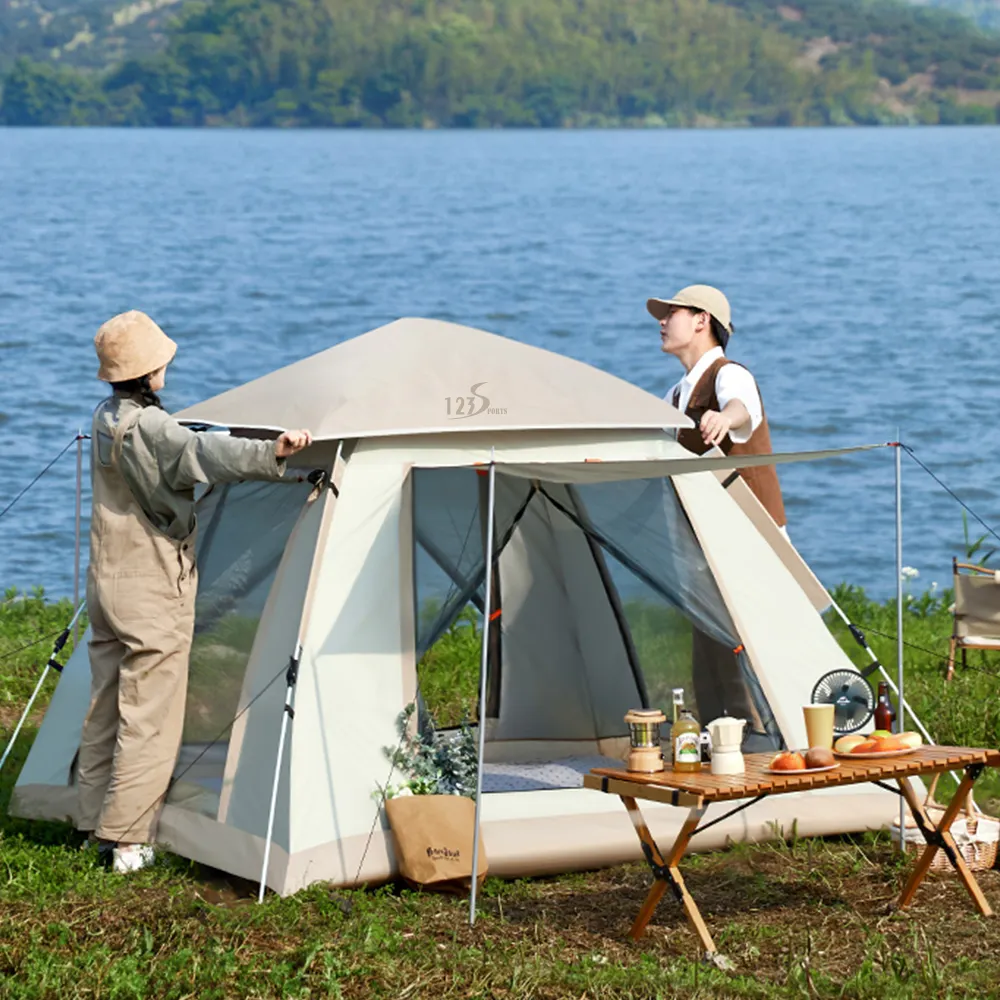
xmin=624 ymin=709 xmax=667 ymax=773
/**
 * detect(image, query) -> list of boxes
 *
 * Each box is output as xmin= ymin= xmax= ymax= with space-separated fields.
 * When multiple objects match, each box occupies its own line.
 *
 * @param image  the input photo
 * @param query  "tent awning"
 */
xmin=411 ymin=442 xmax=891 ymax=483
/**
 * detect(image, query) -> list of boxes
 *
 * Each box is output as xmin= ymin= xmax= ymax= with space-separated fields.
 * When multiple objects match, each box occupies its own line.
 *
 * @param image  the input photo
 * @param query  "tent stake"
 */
xmin=258 ymin=644 xmax=301 ymax=903
xmin=895 ymin=440 xmax=906 ymax=850
xmin=469 ymin=451 xmax=496 ymax=927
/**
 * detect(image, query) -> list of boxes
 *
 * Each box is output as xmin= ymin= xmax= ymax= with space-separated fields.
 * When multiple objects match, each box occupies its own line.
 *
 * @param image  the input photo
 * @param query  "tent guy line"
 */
xmin=0 ymin=433 xmax=82 ymax=522
xmin=900 ymin=443 xmax=1000 ymax=548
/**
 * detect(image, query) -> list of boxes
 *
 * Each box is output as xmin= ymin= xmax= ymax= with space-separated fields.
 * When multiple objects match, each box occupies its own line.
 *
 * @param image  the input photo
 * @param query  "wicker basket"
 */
xmin=890 ymin=774 xmax=999 ymax=872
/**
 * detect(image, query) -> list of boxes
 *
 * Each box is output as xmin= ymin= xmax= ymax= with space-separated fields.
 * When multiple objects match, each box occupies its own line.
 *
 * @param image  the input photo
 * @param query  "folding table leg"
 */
xmin=619 ymin=796 xmax=716 ymax=955
xmin=896 ymin=769 xmax=993 ymax=917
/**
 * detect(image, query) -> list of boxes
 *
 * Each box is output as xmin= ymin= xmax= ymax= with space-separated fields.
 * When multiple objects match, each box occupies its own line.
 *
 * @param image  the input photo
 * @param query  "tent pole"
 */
xmin=73 ymin=431 xmax=83 ymax=649
xmin=0 ymin=599 xmax=86 ymax=777
xmin=256 ymin=444 xmax=344 ymax=903
xmin=469 ymin=451 xmax=496 ymax=927
xmin=258 ymin=644 xmax=301 ymax=903
xmin=895 ymin=440 xmax=906 ymax=851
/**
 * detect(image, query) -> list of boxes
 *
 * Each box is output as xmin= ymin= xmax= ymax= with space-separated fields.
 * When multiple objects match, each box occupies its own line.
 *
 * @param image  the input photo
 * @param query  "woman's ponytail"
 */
xmin=110 ymin=373 xmax=164 ymax=409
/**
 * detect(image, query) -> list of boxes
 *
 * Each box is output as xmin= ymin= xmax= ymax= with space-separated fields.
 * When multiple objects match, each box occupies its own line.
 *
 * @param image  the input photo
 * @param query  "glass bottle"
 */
xmin=665 ymin=688 xmax=684 ymax=752
xmin=873 ymin=682 xmax=896 ymax=733
xmin=672 ymin=708 xmax=702 ymax=772
xmin=671 ymin=688 xmax=684 ymax=724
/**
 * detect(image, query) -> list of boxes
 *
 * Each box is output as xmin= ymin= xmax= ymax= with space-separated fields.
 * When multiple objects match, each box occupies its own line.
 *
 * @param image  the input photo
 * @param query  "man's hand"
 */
xmin=699 ymin=400 xmax=750 ymax=448
xmin=276 ymin=429 xmax=313 ymax=458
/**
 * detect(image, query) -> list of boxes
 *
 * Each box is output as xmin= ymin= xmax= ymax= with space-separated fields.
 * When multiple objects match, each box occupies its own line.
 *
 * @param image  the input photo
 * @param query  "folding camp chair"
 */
xmin=946 ymin=559 xmax=1000 ymax=681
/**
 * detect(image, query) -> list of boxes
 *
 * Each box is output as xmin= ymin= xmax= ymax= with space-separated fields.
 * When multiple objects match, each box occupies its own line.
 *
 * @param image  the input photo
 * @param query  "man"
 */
xmin=648 ymin=283 xmax=786 ymax=530
xmin=647 ymin=284 xmax=784 ymax=736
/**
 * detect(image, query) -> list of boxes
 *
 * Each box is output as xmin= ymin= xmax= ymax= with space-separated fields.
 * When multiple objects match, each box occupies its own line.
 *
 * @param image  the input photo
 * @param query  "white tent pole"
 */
xmin=73 ymin=431 xmax=83 ymax=649
xmin=469 ymin=449 xmax=496 ymax=927
xmin=256 ymin=441 xmax=344 ymax=904
xmin=0 ymin=599 xmax=86 ymax=777
xmin=0 ymin=669 xmax=52 ymax=777
xmin=258 ymin=642 xmax=301 ymax=903
xmin=895 ymin=439 xmax=906 ymax=849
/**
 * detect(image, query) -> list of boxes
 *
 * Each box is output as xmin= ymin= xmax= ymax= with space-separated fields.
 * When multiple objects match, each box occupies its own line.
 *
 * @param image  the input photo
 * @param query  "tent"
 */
xmin=10 ymin=318 xmax=902 ymax=896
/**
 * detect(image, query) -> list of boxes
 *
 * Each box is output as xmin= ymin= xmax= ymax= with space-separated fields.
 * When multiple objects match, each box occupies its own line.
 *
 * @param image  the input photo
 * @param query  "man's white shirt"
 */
xmin=665 ymin=348 xmax=788 ymax=537
xmin=665 ymin=346 xmax=762 ymax=444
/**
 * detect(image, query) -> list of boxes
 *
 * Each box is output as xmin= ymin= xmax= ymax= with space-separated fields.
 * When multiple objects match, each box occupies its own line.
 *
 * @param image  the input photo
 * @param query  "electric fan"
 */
xmin=810 ymin=664 xmax=878 ymax=734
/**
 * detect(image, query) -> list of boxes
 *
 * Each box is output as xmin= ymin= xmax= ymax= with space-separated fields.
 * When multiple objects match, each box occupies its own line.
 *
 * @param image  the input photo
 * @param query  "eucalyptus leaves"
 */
xmin=377 ymin=703 xmax=479 ymax=800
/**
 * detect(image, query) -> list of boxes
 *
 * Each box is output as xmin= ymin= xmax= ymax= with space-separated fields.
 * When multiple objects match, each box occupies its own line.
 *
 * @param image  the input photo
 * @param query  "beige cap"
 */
xmin=95 ymin=310 xmax=177 ymax=382
xmin=646 ymin=284 xmax=734 ymax=335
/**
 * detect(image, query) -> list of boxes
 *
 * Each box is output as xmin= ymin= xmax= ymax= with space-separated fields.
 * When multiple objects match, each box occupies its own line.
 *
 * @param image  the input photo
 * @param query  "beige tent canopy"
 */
xmin=11 ymin=318 xmax=901 ymax=895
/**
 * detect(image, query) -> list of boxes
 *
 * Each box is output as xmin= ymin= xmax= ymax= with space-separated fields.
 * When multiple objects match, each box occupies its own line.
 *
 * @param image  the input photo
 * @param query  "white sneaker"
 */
xmin=112 ymin=844 xmax=155 ymax=873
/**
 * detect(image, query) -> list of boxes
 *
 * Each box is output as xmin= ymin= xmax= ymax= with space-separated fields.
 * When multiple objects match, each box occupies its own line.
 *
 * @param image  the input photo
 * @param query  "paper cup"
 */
xmin=803 ymin=704 xmax=835 ymax=749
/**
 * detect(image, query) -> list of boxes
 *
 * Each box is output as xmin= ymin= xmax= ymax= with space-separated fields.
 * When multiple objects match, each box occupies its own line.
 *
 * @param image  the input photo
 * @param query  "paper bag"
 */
xmin=384 ymin=794 xmax=488 ymax=892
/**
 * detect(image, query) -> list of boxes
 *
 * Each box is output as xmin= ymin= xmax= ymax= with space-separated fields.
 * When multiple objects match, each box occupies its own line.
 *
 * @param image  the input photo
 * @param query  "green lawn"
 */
xmin=2 ymin=584 xmax=999 ymax=998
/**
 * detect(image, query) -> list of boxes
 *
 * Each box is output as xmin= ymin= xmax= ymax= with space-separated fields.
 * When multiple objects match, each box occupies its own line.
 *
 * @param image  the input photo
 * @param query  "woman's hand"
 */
xmin=275 ymin=429 xmax=313 ymax=458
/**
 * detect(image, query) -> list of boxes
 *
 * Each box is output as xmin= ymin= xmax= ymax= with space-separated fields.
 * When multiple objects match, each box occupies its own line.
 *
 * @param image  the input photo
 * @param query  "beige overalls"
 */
xmin=77 ymin=395 xmax=283 ymax=843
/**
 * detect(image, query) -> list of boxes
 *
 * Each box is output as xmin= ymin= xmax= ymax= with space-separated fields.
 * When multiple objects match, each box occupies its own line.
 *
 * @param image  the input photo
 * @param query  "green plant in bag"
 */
xmin=376 ymin=703 xmax=479 ymax=800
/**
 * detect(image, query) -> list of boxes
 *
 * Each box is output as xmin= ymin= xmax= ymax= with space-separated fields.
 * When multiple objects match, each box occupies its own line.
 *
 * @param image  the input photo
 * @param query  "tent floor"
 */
xmin=165 ymin=753 xmax=628 ymax=818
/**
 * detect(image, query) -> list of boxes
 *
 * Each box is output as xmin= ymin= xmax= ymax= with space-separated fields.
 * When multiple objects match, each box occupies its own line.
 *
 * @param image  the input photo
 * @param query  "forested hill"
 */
xmin=909 ymin=0 xmax=1000 ymax=32
xmin=2 ymin=0 xmax=999 ymax=127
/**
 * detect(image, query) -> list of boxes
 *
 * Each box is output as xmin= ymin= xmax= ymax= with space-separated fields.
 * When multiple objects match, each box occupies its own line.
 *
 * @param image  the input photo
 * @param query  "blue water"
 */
xmin=1 ymin=127 xmax=998 ymax=602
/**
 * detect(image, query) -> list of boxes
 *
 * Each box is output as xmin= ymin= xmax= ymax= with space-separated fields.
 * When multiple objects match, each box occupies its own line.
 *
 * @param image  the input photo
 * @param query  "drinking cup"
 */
xmin=803 ymin=704 xmax=835 ymax=749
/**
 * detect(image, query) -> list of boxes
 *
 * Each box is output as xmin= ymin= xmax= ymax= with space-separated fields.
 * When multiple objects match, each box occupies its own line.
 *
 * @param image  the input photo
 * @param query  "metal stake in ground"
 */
xmin=0 ymin=599 xmax=87 ymax=777
xmin=469 ymin=450 xmax=497 ymax=927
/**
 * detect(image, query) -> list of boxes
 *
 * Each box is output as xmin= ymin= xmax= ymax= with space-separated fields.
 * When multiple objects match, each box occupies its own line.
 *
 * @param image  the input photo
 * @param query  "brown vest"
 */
xmin=676 ymin=357 xmax=787 ymax=527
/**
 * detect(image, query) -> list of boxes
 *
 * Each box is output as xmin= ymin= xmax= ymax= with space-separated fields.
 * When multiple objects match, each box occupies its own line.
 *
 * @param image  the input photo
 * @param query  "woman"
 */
xmin=76 ymin=309 xmax=313 ymax=873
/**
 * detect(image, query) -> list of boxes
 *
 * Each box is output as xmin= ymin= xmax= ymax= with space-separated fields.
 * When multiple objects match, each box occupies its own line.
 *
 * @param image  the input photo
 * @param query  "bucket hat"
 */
xmin=646 ymin=284 xmax=735 ymax=335
xmin=95 ymin=310 xmax=177 ymax=383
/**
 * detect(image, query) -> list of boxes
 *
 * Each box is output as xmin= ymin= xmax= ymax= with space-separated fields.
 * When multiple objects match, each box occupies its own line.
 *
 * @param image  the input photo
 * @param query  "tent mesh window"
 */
xmin=412 ymin=467 xmax=515 ymax=728
xmin=411 ymin=469 xmax=782 ymax=758
xmin=166 ymin=478 xmax=312 ymax=814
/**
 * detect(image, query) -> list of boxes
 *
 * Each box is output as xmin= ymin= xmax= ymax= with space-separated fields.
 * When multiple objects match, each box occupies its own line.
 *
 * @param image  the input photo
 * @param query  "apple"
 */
xmin=870 ymin=730 xmax=892 ymax=738
xmin=771 ymin=751 xmax=807 ymax=771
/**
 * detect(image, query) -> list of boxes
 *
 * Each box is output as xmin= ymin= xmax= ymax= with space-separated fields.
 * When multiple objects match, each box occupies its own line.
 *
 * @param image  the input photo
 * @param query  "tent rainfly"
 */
xmin=11 ymin=318 xmax=902 ymax=896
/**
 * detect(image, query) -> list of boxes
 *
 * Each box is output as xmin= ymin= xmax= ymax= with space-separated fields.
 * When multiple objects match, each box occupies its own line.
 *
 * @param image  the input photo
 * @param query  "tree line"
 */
xmin=2 ymin=0 xmax=998 ymax=127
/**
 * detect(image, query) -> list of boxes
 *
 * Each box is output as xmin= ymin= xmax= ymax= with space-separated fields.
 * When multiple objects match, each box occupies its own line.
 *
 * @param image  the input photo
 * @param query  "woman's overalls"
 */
xmin=76 ymin=402 xmax=197 ymax=843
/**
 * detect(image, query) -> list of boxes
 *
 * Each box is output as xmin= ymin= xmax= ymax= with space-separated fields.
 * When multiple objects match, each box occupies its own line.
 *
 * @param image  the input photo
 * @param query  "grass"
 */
xmin=2 ymin=584 xmax=1000 ymax=998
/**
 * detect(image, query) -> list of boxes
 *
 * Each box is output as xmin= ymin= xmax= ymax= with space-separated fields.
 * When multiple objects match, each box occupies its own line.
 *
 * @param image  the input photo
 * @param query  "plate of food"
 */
xmin=766 ymin=748 xmax=840 ymax=774
xmin=833 ymin=731 xmax=923 ymax=759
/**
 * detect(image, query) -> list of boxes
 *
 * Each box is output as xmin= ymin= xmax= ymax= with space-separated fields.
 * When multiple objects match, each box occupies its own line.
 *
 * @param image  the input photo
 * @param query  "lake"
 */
xmin=1 ymin=126 xmax=998 ymax=604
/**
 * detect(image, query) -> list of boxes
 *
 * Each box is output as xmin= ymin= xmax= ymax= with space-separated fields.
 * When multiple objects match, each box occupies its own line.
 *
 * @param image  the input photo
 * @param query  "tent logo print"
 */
xmin=445 ymin=382 xmax=506 ymax=419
